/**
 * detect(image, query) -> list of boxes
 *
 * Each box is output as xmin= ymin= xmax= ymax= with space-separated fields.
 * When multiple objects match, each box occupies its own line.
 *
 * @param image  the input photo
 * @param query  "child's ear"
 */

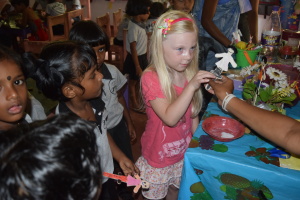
xmin=62 ymin=83 xmax=76 ymax=99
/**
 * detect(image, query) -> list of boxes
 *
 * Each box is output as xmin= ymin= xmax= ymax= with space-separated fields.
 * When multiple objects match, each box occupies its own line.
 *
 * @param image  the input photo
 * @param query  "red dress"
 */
xmin=28 ymin=19 xmax=49 ymax=41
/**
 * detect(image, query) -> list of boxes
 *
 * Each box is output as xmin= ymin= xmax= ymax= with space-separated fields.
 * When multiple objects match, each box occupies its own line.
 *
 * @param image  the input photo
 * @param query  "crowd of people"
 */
xmin=0 ymin=0 xmax=299 ymax=200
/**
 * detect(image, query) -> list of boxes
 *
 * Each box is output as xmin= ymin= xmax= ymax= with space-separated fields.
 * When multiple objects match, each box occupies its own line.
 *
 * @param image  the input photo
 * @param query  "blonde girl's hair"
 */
xmin=148 ymin=10 xmax=202 ymax=117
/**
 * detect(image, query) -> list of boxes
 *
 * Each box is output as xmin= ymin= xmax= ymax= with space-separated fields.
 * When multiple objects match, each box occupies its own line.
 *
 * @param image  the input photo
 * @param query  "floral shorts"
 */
xmin=135 ymin=156 xmax=183 ymax=199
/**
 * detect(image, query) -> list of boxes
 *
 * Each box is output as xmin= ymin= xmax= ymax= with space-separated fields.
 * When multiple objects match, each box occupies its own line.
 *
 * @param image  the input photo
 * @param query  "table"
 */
xmin=178 ymin=91 xmax=300 ymax=200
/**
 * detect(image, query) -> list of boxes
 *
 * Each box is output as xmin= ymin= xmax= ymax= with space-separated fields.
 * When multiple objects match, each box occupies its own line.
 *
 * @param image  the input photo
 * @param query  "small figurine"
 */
xmin=205 ymin=48 xmax=237 ymax=90
xmin=215 ymin=48 xmax=237 ymax=71
xmin=103 ymin=172 xmax=150 ymax=193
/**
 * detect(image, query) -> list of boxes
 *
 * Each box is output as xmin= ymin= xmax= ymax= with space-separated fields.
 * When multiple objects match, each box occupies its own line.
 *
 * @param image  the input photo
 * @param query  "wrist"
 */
xmin=221 ymin=92 xmax=236 ymax=112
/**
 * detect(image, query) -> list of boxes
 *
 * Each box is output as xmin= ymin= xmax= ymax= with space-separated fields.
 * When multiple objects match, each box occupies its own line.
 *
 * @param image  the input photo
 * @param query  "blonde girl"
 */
xmin=136 ymin=10 xmax=215 ymax=200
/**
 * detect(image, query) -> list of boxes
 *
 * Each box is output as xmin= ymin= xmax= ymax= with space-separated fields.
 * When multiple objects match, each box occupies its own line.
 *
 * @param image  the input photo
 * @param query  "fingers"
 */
xmin=130 ymin=131 xmax=137 ymax=142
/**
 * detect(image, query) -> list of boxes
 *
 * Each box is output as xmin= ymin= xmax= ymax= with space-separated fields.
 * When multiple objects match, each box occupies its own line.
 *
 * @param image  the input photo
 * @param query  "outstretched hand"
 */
xmin=209 ymin=76 xmax=234 ymax=105
xmin=189 ymin=70 xmax=216 ymax=90
xmin=119 ymin=157 xmax=140 ymax=176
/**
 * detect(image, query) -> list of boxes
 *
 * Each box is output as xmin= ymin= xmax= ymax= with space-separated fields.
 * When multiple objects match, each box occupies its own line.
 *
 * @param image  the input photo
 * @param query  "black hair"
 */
xmin=149 ymin=2 xmax=165 ymax=19
xmin=69 ymin=20 xmax=110 ymax=51
xmin=10 ymin=0 xmax=29 ymax=7
xmin=125 ymin=0 xmax=152 ymax=16
xmin=0 ymin=113 xmax=102 ymax=200
xmin=0 ymin=44 xmax=28 ymax=77
xmin=47 ymin=0 xmax=56 ymax=4
xmin=22 ymin=41 xmax=97 ymax=102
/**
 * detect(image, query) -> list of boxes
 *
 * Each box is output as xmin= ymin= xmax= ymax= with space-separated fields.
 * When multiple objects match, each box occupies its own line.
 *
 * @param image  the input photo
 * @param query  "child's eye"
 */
xmin=190 ymin=46 xmax=196 ymax=51
xmin=98 ymin=48 xmax=105 ymax=53
xmin=14 ymin=79 xmax=24 ymax=85
xmin=176 ymin=48 xmax=183 ymax=52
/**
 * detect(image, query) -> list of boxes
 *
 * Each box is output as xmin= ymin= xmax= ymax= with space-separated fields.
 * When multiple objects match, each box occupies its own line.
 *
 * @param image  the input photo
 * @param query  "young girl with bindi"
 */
xmin=23 ymin=41 xmax=139 ymax=200
xmin=136 ymin=10 xmax=216 ymax=200
xmin=0 ymin=45 xmax=28 ymax=131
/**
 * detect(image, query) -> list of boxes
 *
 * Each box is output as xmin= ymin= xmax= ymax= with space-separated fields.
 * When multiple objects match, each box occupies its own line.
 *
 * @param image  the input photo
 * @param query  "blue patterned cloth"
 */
xmin=178 ymin=90 xmax=300 ymax=199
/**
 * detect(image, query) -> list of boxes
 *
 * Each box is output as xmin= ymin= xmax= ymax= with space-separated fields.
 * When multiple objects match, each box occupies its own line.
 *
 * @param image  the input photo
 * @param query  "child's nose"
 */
xmin=183 ymin=50 xmax=193 ymax=60
xmin=97 ymin=71 xmax=103 ymax=81
xmin=6 ymin=86 xmax=18 ymax=100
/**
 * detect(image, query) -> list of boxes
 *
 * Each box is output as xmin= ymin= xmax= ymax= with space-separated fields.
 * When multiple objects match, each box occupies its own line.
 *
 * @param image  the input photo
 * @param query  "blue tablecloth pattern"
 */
xmin=178 ymin=93 xmax=300 ymax=200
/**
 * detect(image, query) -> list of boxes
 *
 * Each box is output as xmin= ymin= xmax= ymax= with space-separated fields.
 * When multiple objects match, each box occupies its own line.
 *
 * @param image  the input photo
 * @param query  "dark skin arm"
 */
xmin=209 ymin=77 xmax=300 ymax=155
xmin=201 ymin=0 xmax=232 ymax=47
xmin=107 ymin=133 xmax=140 ymax=176
xmin=117 ymin=84 xmax=136 ymax=142
xmin=130 ymin=41 xmax=142 ymax=76
xmin=248 ymin=0 xmax=259 ymax=43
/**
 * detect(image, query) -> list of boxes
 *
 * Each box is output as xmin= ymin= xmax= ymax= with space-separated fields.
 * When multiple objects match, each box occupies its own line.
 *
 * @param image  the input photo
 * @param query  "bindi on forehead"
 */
xmin=7 ymin=76 xmax=11 ymax=81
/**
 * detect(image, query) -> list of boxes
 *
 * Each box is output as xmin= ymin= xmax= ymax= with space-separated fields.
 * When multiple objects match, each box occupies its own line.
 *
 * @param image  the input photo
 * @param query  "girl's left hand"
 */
xmin=189 ymin=70 xmax=216 ymax=90
xmin=119 ymin=157 xmax=140 ymax=176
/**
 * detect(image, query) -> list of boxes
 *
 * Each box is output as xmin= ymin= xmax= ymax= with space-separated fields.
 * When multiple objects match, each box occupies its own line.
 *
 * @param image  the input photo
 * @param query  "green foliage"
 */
xmin=242 ymin=78 xmax=297 ymax=113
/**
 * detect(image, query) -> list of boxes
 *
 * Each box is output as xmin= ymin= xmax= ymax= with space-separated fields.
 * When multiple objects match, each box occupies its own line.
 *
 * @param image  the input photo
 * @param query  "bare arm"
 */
xmin=150 ymin=71 xmax=215 ymax=126
xmin=248 ymin=0 xmax=259 ymax=43
xmin=201 ymin=0 xmax=232 ymax=47
xmin=117 ymin=84 xmax=136 ymax=141
xmin=130 ymin=41 xmax=143 ymax=76
xmin=209 ymin=77 xmax=300 ymax=155
xmin=192 ymin=116 xmax=199 ymax=134
xmin=107 ymin=133 xmax=139 ymax=175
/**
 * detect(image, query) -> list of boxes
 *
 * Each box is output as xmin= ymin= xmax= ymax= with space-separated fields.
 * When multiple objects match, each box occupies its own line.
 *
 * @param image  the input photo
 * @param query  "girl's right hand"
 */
xmin=189 ymin=70 xmax=216 ymax=90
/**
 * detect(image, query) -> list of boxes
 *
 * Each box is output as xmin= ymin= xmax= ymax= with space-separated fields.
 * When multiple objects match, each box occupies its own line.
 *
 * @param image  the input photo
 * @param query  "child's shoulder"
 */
xmin=103 ymin=63 xmax=124 ymax=77
xmin=142 ymin=67 xmax=158 ymax=81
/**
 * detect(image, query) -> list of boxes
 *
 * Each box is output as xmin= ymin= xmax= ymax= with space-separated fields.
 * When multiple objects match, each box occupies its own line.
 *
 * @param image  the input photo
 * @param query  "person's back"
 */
xmin=145 ymin=1 xmax=165 ymax=33
xmin=114 ymin=15 xmax=130 ymax=46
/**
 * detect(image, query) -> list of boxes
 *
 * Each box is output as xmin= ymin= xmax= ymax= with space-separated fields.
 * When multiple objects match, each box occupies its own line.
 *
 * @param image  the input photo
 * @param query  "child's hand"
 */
xmin=119 ymin=157 xmax=140 ymax=176
xmin=136 ymin=66 xmax=143 ymax=77
xmin=127 ymin=122 xmax=137 ymax=142
xmin=189 ymin=70 xmax=216 ymax=90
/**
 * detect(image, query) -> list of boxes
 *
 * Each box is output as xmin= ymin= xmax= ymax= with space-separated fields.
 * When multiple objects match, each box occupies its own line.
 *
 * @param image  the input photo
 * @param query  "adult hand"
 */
xmin=209 ymin=76 xmax=234 ymax=105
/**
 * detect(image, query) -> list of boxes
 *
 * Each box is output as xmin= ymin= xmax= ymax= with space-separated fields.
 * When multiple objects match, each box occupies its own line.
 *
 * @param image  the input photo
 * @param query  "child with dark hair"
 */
xmin=123 ymin=0 xmax=152 ymax=111
xmin=0 ymin=44 xmax=46 ymax=132
xmin=69 ymin=20 xmax=136 ymax=200
xmin=10 ymin=0 xmax=48 ymax=41
xmin=146 ymin=1 xmax=165 ymax=33
xmin=0 ymin=113 xmax=102 ymax=200
xmin=23 ymin=41 xmax=139 ymax=200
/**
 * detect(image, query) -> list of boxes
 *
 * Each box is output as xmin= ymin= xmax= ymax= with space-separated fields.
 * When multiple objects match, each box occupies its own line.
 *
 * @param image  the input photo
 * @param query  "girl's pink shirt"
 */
xmin=141 ymin=70 xmax=192 ymax=168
